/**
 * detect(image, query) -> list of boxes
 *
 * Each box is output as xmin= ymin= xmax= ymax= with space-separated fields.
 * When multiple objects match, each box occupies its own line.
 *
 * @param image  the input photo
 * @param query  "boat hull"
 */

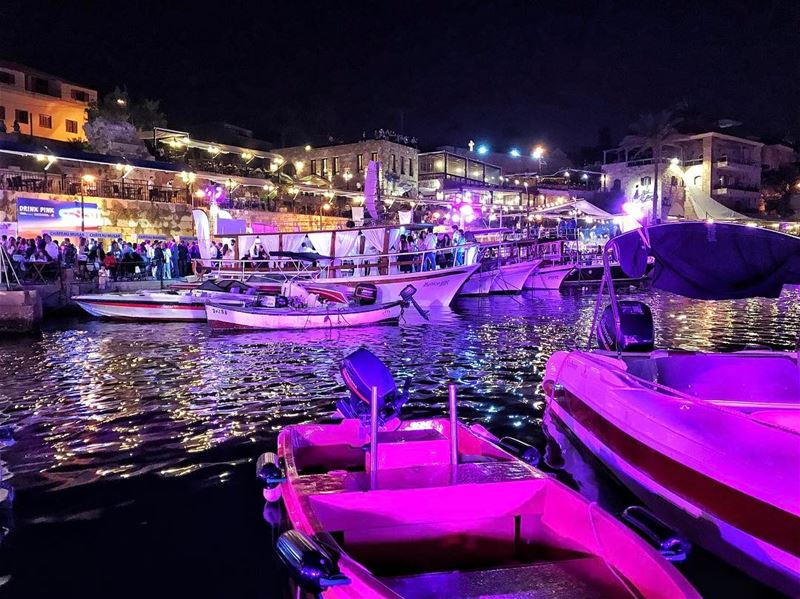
xmin=491 ymin=259 xmax=542 ymax=293
xmin=205 ymin=301 xmax=402 ymax=330
xmin=458 ymin=268 xmax=497 ymax=296
xmin=316 ymin=264 xmax=480 ymax=307
xmin=525 ymin=264 xmax=574 ymax=290
xmin=74 ymin=294 xmax=208 ymax=321
xmin=544 ymin=351 xmax=800 ymax=596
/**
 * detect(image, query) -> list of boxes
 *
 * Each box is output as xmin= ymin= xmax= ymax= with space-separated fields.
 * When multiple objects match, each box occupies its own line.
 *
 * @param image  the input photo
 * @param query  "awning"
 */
xmin=614 ymin=222 xmax=800 ymax=299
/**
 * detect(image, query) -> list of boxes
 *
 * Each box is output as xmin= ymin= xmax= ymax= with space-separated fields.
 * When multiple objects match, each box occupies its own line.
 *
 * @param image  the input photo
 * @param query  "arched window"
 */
xmin=670 ymin=176 xmax=678 ymax=187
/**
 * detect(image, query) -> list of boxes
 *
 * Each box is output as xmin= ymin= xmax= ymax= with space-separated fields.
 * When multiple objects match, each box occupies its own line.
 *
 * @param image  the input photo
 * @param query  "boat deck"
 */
xmin=380 ymin=557 xmax=635 ymax=599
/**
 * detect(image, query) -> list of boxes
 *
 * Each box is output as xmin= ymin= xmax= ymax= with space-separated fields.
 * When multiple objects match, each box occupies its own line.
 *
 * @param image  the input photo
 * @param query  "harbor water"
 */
xmin=0 ymin=286 xmax=798 ymax=598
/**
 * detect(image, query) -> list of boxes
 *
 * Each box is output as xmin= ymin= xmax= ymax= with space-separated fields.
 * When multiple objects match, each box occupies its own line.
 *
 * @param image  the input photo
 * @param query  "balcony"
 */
xmin=1 ymin=168 xmax=192 ymax=204
xmin=712 ymin=182 xmax=760 ymax=195
xmin=715 ymin=156 xmax=757 ymax=167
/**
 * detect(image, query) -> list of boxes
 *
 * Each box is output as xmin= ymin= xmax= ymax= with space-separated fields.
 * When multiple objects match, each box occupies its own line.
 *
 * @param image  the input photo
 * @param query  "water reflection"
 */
xmin=0 ymin=286 xmax=797 ymax=595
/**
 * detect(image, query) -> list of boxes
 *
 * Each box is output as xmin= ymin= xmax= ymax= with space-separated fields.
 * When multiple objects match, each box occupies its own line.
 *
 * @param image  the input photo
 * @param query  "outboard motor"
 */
xmin=400 ymin=284 xmax=429 ymax=320
xmin=352 ymin=283 xmax=378 ymax=305
xmin=276 ymin=530 xmax=350 ymax=593
xmin=621 ymin=505 xmax=691 ymax=562
xmin=499 ymin=437 xmax=541 ymax=467
xmin=596 ymin=300 xmax=654 ymax=352
xmin=338 ymin=348 xmax=409 ymax=424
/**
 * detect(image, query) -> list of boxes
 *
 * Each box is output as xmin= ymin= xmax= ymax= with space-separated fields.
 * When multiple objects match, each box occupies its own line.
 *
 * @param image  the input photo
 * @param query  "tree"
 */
xmin=130 ymin=98 xmax=167 ymax=131
xmin=622 ymin=111 xmax=683 ymax=223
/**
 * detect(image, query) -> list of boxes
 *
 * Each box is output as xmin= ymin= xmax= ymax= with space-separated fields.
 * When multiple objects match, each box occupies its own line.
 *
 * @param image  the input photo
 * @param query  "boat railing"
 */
xmin=193 ymin=242 xmax=482 ymax=281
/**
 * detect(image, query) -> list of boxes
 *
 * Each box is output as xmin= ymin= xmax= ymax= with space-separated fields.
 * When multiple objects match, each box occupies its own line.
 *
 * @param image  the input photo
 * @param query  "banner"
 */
xmin=17 ymin=197 xmax=99 ymax=236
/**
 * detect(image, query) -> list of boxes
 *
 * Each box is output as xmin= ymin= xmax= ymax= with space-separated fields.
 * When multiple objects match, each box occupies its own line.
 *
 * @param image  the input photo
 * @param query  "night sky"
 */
xmin=2 ymin=1 xmax=798 ymax=154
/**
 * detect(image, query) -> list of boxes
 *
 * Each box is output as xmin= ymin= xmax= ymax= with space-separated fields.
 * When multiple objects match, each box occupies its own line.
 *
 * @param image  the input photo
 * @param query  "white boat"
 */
xmin=206 ymin=300 xmax=403 ymax=331
xmin=459 ymin=233 xmax=542 ymax=296
xmin=73 ymin=280 xmax=258 ymax=322
xmin=525 ymin=263 xmax=575 ymax=290
xmin=543 ymin=222 xmax=800 ymax=595
xmin=490 ymin=258 xmax=542 ymax=292
xmin=208 ymin=225 xmax=480 ymax=308
xmin=458 ymin=265 xmax=497 ymax=295
xmin=260 ymin=349 xmax=700 ymax=599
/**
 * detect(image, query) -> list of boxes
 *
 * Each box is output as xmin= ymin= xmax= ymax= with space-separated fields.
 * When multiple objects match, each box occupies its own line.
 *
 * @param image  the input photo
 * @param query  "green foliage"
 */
xmin=86 ymin=85 xmax=166 ymax=131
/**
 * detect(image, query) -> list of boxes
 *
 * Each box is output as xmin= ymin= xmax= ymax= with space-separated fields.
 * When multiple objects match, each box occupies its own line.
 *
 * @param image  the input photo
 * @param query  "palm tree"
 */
xmin=622 ymin=111 xmax=683 ymax=223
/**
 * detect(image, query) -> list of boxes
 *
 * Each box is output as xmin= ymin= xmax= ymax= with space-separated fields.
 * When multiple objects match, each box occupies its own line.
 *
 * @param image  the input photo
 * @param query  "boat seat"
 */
xmin=379 ymin=557 xmax=633 ymax=598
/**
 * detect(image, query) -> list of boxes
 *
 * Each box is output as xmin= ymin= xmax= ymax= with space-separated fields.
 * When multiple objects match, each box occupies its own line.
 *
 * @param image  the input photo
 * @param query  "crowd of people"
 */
xmin=1 ymin=234 xmax=203 ymax=282
xmin=397 ymin=227 xmax=468 ymax=273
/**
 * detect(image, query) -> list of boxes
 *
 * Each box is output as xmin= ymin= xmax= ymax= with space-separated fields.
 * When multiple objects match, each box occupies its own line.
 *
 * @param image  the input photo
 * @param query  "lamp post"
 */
xmin=80 ymin=174 xmax=95 ymax=233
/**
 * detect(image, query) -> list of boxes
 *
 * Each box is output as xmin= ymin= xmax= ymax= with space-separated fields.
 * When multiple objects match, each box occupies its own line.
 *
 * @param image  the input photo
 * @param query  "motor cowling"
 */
xmin=597 ymin=301 xmax=654 ymax=352
xmin=256 ymin=452 xmax=285 ymax=489
xmin=353 ymin=283 xmax=378 ymax=305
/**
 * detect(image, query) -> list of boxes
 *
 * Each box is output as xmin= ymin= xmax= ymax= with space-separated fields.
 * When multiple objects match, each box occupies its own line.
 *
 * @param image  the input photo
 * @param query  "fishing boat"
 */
xmin=542 ymin=222 xmax=800 ymax=595
xmin=458 ymin=231 xmax=542 ymax=295
xmin=72 ymin=279 xmax=259 ymax=322
xmin=206 ymin=283 xmax=424 ymax=331
xmin=257 ymin=348 xmax=700 ymax=598
xmin=206 ymin=225 xmax=480 ymax=307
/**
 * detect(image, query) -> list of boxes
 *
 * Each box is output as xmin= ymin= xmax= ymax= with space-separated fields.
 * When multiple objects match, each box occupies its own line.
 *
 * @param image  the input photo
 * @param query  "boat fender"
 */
xmin=256 ymin=452 xmax=286 ymax=490
xmin=621 ymin=505 xmax=691 ymax=562
xmin=499 ymin=437 xmax=541 ymax=467
xmin=276 ymin=530 xmax=351 ymax=593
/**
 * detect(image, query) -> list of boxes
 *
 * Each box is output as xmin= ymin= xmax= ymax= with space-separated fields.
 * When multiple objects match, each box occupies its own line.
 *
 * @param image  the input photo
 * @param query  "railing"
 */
xmin=0 ymin=169 xmax=192 ymax=204
xmin=716 ymin=156 xmax=757 ymax=167
xmin=712 ymin=183 xmax=760 ymax=193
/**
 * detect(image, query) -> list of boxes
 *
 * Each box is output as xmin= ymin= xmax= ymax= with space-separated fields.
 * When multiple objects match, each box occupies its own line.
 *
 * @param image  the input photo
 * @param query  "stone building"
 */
xmin=602 ymin=129 xmax=796 ymax=217
xmin=0 ymin=60 xmax=96 ymax=142
xmin=272 ymin=138 xmax=419 ymax=198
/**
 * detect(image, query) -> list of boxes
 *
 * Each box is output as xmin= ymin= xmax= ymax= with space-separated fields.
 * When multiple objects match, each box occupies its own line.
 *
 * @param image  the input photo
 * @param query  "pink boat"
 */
xmin=259 ymin=349 xmax=699 ymax=598
xmin=544 ymin=222 xmax=800 ymax=595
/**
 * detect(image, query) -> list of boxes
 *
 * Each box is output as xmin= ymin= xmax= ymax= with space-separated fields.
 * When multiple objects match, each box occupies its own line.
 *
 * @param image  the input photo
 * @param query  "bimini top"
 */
xmin=613 ymin=222 xmax=800 ymax=300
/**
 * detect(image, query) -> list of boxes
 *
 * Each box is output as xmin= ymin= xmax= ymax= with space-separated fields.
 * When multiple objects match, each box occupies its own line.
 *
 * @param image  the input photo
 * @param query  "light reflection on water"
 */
xmin=0 ymin=286 xmax=798 ymax=596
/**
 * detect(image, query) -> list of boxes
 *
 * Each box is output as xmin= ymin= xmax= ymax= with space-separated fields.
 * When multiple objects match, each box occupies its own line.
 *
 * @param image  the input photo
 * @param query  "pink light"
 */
xmin=622 ymin=201 xmax=645 ymax=220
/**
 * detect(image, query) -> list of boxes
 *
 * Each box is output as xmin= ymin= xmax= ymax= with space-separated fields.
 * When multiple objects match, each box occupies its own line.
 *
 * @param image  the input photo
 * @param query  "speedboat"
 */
xmin=206 ymin=284 xmax=426 ymax=331
xmin=258 ymin=348 xmax=700 ymax=598
xmin=73 ymin=279 xmax=259 ymax=321
xmin=543 ymin=222 xmax=800 ymax=595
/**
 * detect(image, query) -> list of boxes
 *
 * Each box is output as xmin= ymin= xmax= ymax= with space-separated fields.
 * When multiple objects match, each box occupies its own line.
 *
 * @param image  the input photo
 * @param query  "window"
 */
xmin=370 ymin=152 xmax=378 ymax=163
xmin=39 ymin=114 xmax=53 ymax=128
xmin=333 ymin=156 xmax=340 ymax=175
xmin=0 ymin=71 xmax=14 ymax=85
xmin=356 ymin=153 xmax=363 ymax=172
xmin=310 ymin=159 xmax=317 ymax=175
xmin=30 ymin=77 xmax=50 ymax=94
xmin=409 ymin=158 xmax=414 ymax=177
xmin=71 ymin=89 xmax=90 ymax=102
xmin=321 ymin=158 xmax=329 ymax=176
xmin=15 ymin=109 xmax=29 ymax=124
xmin=66 ymin=119 xmax=78 ymax=134
xmin=641 ymin=176 xmax=652 ymax=186
xmin=391 ymin=154 xmax=397 ymax=172
xmin=0 ymin=106 xmax=4 ymax=121
xmin=400 ymin=157 xmax=406 ymax=175
xmin=670 ymin=176 xmax=678 ymax=187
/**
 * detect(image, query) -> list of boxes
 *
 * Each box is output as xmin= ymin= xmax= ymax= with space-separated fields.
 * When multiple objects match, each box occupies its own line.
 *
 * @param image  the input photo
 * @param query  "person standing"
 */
xmin=424 ymin=229 xmax=438 ymax=271
xmin=153 ymin=241 xmax=165 ymax=280
xmin=163 ymin=242 xmax=173 ymax=279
